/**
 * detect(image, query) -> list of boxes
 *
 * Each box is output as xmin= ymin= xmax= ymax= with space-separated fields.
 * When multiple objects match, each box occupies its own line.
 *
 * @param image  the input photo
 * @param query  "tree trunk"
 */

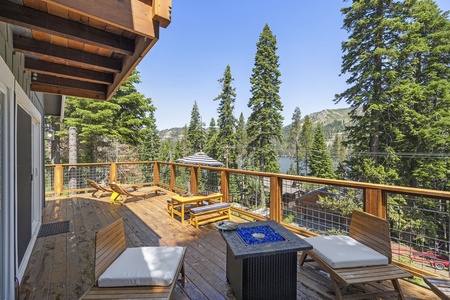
xmin=68 ymin=126 xmax=77 ymax=192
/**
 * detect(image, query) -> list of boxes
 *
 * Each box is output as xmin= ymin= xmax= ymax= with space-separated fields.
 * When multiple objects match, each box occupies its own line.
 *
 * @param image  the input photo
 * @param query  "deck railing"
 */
xmin=45 ymin=161 xmax=450 ymax=278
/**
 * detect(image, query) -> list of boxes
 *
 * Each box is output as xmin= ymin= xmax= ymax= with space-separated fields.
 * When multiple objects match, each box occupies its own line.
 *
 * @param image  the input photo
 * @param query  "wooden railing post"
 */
xmin=153 ymin=162 xmax=160 ymax=185
xmin=221 ymin=170 xmax=229 ymax=203
xmin=170 ymin=164 xmax=176 ymax=192
xmin=270 ymin=176 xmax=282 ymax=222
xmin=110 ymin=163 xmax=117 ymax=183
xmin=54 ymin=164 xmax=63 ymax=196
xmin=364 ymin=188 xmax=387 ymax=219
xmin=191 ymin=166 xmax=198 ymax=194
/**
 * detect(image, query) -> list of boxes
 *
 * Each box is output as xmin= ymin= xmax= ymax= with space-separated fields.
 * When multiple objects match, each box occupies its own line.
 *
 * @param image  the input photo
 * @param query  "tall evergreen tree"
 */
xmin=392 ymin=0 xmax=450 ymax=190
xmin=247 ymin=24 xmax=283 ymax=173
xmin=187 ymin=101 xmax=205 ymax=153
xmin=309 ymin=124 xmax=334 ymax=178
xmin=158 ymin=139 xmax=173 ymax=162
xmin=63 ymin=70 xmax=156 ymax=163
xmin=236 ymin=113 xmax=248 ymax=169
xmin=335 ymin=0 xmax=403 ymax=183
xmin=289 ymin=107 xmax=302 ymax=175
xmin=214 ymin=65 xmax=237 ymax=168
xmin=299 ymin=115 xmax=313 ymax=176
xmin=205 ymin=118 xmax=221 ymax=162
xmin=140 ymin=109 xmax=160 ymax=161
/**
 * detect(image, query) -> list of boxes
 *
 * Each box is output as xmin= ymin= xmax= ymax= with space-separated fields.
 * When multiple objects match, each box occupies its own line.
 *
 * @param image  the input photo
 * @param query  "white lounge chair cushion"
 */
xmin=304 ymin=235 xmax=388 ymax=269
xmin=98 ymin=246 xmax=184 ymax=287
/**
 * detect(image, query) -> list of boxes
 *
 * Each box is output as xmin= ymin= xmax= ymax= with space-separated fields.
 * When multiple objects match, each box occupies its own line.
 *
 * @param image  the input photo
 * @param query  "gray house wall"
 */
xmin=0 ymin=21 xmax=46 ymax=300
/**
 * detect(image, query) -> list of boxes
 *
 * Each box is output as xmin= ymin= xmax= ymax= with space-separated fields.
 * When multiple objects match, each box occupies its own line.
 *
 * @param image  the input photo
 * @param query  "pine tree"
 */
xmin=205 ymin=118 xmax=221 ymax=163
xmin=62 ymin=70 xmax=156 ymax=163
xmin=140 ymin=109 xmax=160 ymax=161
xmin=158 ymin=139 xmax=173 ymax=162
xmin=214 ymin=65 xmax=237 ymax=168
xmin=236 ymin=113 xmax=248 ymax=169
xmin=309 ymin=124 xmax=334 ymax=178
xmin=289 ymin=107 xmax=302 ymax=175
xmin=392 ymin=0 xmax=450 ymax=190
xmin=247 ymin=24 xmax=283 ymax=173
xmin=335 ymin=0 xmax=403 ymax=183
xmin=299 ymin=115 xmax=313 ymax=176
xmin=187 ymin=101 xmax=205 ymax=153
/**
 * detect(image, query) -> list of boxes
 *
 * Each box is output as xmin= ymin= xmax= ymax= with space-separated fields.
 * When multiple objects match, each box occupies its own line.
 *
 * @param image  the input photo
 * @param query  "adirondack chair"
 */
xmin=299 ymin=210 xmax=413 ymax=300
xmin=80 ymin=218 xmax=186 ymax=299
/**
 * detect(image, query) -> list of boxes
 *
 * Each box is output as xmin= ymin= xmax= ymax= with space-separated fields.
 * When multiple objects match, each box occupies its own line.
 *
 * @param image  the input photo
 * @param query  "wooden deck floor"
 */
xmin=19 ymin=191 xmax=438 ymax=299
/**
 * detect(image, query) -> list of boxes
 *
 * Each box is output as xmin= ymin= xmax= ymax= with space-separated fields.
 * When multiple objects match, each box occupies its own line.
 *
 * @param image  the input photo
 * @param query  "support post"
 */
xmin=170 ymin=164 xmax=176 ymax=192
xmin=221 ymin=170 xmax=229 ymax=203
xmin=110 ymin=163 xmax=117 ymax=183
xmin=54 ymin=164 xmax=63 ymax=196
xmin=153 ymin=162 xmax=160 ymax=185
xmin=270 ymin=176 xmax=282 ymax=222
xmin=364 ymin=188 xmax=387 ymax=219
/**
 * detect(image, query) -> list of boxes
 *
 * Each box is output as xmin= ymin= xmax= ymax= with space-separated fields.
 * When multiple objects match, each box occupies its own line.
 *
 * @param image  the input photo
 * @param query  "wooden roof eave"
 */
xmin=1 ymin=0 xmax=171 ymax=101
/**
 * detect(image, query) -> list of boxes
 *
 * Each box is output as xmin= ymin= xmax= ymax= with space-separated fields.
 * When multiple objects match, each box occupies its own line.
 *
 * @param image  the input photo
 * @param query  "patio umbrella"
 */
xmin=176 ymin=151 xmax=223 ymax=166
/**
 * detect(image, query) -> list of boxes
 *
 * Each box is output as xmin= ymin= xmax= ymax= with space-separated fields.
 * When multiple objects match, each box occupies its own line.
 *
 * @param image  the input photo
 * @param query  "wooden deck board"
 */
xmin=19 ymin=192 xmax=439 ymax=300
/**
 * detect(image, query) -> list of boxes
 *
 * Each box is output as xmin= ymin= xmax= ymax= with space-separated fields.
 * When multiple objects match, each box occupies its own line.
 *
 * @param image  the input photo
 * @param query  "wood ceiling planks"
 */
xmin=3 ymin=0 xmax=172 ymax=100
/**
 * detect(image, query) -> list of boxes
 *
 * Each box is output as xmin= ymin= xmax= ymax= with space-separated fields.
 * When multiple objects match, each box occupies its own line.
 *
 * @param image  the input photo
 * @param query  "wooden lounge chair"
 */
xmin=109 ymin=183 xmax=162 ymax=203
xmin=299 ymin=210 xmax=413 ymax=300
xmin=80 ymin=218 xmax=186 ymax=300
xmin=87 ymin=179 xmax=113 ymax=198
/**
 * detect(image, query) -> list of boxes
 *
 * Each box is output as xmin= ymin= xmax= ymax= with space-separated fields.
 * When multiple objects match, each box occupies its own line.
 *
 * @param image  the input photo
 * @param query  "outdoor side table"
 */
xmin=219 ymin=220 xmax=312 ymax=300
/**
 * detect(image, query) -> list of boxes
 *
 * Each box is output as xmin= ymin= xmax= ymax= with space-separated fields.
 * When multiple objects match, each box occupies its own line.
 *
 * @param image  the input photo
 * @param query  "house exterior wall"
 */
xmin=0 ymin=22 xmax=44 ymax=300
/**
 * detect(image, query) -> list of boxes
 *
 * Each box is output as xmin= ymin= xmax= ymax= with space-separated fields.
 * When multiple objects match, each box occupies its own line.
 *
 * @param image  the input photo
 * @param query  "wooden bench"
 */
xmin=80 ymin=218 xmax=186 ymax=299
xmin=189 ymin=203 xmax=231 ymax=229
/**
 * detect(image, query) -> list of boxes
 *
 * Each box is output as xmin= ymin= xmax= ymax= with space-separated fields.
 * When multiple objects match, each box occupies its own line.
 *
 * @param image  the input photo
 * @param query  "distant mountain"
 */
xmin=283 ymin=107 xmax=352 ymax=140
xmin=279 ymin=108 xmax=352 ymax=155
xmin=158 ymin=108 xmax=353 ymax=148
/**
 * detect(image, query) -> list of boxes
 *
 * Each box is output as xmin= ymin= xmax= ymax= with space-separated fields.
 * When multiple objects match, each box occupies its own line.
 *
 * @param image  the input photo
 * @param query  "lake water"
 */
xmin=278 ymin=157 xmax=293 ymax=174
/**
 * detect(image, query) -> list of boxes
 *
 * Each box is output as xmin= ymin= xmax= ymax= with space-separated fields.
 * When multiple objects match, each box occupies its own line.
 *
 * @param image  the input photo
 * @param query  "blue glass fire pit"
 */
xmin=219 ymin=221 xmax=313 ymax=300
xmin=236 ymin=225 xmax=285 ymax=245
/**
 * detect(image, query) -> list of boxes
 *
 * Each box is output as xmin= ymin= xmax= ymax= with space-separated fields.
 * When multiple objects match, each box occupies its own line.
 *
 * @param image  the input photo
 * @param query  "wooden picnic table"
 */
xmin=168 ymin=193 xmax=223 ymax=225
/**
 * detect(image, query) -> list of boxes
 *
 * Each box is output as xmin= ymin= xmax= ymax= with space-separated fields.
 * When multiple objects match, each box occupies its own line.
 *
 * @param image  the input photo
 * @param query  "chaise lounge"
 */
xmin=109 ymin=183 xmax=162 ymax=203
xmin=299 ymin=210 xmax=413 ymax=300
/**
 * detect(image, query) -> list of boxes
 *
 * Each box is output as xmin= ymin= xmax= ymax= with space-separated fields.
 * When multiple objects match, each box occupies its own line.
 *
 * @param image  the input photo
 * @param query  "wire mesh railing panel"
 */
xmin=45 ymin=166 xmax=54 ymax=194
xmin=389 ymin=193 xmax=450 ymax=276
xmin=228 ymin=172 xmax=271 ymax=219
xmin=158 ymin=163 xmax=171 ymax=187
xmin=280 ymin=179 xmax=363 ymax=235
xmin=63 ymin=165 xmax=110 ymax=193
xmin=117 ymin=163 xmax=154 ymax=185
xmin=175 ymin=165 xmax=191 ymax=193
xmin=199 ymin=169 xmax=221 ymax=193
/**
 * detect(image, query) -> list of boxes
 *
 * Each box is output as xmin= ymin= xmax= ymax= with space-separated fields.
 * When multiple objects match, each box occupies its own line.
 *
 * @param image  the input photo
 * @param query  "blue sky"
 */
xmin=136 ymin=0 xmax=450 ymax=130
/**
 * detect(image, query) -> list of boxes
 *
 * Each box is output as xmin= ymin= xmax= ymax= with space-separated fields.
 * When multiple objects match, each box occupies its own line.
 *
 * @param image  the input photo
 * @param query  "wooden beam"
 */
xmin=25 ymin=57 xmax=113 ymax=85
xmin=153 ymin=0 xmax=172 ymax=28
xmin=31 ymin=83 xmax=106 ymax=100
xmin=106 ymin=33 xmax=158 ymax=99
xmin=0 ymin=1 xmax=134 ymax=56
xmin=13 ymin=35 xmax=122 ymax=73
xmin=41 ymin=0 xmax=158 ymax=38
xmin=33 ymin=74 xmax=106 ymax=92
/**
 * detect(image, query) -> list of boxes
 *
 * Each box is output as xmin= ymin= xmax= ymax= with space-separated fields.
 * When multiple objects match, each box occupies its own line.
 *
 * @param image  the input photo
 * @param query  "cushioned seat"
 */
xmin=190 ymin=202 xmax=230 ymax=214
xmin=98 ymin=246 xmax=185 ymax=287
xmin=304 ymin=235 xmax=388 ymax=269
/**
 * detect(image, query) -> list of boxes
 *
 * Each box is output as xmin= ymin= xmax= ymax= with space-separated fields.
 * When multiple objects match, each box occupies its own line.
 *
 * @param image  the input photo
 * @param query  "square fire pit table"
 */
xmin=219 ymin=220 xmax=312 ymax=300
